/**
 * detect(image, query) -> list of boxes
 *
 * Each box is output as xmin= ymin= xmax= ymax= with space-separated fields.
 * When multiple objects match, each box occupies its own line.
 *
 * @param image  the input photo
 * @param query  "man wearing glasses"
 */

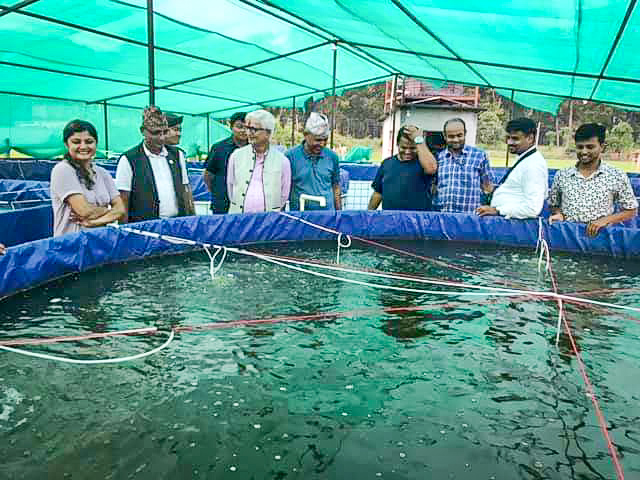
xmin=204 ymin=112 xmax=248 ymax=213
xmin=115 ymin=106 xmax=194 ymax=223
xmin=226 ymin=109 xmax=290 ymax=214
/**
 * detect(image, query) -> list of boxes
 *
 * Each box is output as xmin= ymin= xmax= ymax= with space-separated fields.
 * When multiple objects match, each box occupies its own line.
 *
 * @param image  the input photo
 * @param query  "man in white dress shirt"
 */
xmin=476 ymin=117 xmax=547 ymax=219
xmin=115 ymin=106 xmax=194 ymax=223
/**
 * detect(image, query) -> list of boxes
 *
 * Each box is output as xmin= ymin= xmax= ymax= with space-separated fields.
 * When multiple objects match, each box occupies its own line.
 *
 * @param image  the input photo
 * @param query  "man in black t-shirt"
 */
xmin=203 ymin=112 xmax=247 ymax=213
xmin=368 ymin=125 xmax=437 ymax=211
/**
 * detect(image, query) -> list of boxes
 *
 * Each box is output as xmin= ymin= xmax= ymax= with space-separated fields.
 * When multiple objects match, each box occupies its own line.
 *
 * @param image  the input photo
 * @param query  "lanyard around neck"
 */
xmin=498 ymin=148 xmax=537 ymax=186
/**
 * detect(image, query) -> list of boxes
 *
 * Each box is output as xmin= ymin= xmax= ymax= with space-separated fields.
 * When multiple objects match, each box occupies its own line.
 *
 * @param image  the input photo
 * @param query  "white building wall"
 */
xmin=382 ymin=108 xmax=478 ymax=160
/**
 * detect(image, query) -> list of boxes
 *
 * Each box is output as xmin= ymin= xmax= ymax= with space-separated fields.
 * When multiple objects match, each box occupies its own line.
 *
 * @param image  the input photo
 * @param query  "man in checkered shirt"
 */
xmin=434 ymin=118 xmax=493 ymax=212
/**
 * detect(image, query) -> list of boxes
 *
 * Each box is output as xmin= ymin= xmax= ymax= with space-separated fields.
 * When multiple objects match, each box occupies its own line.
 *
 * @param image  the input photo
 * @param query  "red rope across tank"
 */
xmin=543 ymin=231 xmax=625 ymax=480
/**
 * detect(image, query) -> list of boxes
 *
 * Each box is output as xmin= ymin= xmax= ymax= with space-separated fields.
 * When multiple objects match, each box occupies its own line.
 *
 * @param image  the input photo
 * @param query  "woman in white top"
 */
xmin=50 ymin=120 xmax=125 ymax=237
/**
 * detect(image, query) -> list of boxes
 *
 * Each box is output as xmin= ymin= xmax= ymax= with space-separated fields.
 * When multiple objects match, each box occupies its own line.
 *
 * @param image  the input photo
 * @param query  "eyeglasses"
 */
xmin=245 ymin=126 xmax=270 ymax=133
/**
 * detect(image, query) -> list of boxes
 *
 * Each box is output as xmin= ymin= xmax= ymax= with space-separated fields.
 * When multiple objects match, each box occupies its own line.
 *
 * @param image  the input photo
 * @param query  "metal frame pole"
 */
xmin=390 ymin=74 xmax=398 ymax=158
xmin=146 ymin=0 xmax=156 ymax=105
xmin=291 ymin=96 xmax=296 ymax=146
xmin=330 ymin=43 xmax=338 ymax=148
xmin=505 ymin=89 xmax=515 ymax=167
xmin=102 ymin=101 xmax=109 ymax=157
xmin=206 ymin=113 xmax=210 ymax=153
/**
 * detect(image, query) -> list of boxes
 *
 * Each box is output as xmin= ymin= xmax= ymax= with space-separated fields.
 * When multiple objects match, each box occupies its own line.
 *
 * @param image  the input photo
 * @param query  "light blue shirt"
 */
xmin=286 ymin=143 xmax=340 ymax=211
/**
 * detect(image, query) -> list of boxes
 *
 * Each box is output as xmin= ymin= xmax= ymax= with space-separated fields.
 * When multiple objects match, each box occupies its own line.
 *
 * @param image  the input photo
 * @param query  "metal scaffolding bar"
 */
xmin=102 ymin=101 xmax=109 ymax=155
xmin=330 ymin=43 xmax=338 ymax=149
xmin=206 ymin=113 xmax=210 ymax=151
xmin=0 ymin=0 xmax=40 ymax=18
xmin=390 ymin=0 xmax=492 ymax=88
xmin=90 ymin=43 xmax=327 ymax=105
xmin=238 ymin=0 xmax=396 ymax=75
xmin=589 ymin=0 xmax=637 ymax=100
xmin=206 ymin=74 xmax=391 ymax=116
xmin=505 ymin=89 xmax=515 ymax=167
xmin=350 ymin=41 xmax=640 ymax=86
xmin=146 ymin=0 xmax=155 ymax=105
xmin=291 ymin=96 xmax=296 ymax=146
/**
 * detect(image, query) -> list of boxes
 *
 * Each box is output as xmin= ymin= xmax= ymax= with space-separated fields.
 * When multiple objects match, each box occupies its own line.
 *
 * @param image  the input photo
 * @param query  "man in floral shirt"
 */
xmin=549 ymin=123 xmax=637 ymax=236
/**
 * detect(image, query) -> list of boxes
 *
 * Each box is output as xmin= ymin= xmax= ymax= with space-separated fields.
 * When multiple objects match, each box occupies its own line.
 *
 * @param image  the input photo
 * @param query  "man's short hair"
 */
xmin=443 ymin=117 xmax=466 ymax=134
xmin=166 ymin=113 xmax=183 ymax=128
xmin=575 ymin=123 xmax=606 ymax=144
xmin=230 ymin=112 xmax=247 ymax=126
xmin=246 ymin=109 xmax=276 ymax=134
xmin=506 ymin=117 xmax=536 ymax=136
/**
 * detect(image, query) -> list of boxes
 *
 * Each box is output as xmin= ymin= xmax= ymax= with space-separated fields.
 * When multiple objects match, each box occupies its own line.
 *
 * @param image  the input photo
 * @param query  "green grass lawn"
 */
xmin=485 ymin=145 xmax=640 ymax=172
xmin=330 ymin=138 xmax=639 ymax=173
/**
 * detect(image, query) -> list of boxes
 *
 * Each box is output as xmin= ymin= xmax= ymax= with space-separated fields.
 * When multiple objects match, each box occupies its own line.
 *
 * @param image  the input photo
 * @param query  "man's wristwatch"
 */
xmin=414 ymin=135 xmax=425 ymax=145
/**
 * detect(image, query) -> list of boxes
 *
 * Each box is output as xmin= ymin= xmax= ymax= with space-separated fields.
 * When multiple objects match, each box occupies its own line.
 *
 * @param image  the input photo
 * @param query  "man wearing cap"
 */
xmin=204 ymin=112 xmax=248 ymax=213
xmin=115 ymin=106 xmax=195 ymax=223
xmin=165 ymin=113 xmax=183 ymax=147
xmin=286 ymin=113 xmax=342 ymax=211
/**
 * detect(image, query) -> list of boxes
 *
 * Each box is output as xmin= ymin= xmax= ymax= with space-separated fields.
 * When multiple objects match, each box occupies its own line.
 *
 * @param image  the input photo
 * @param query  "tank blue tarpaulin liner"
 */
xmin=188 ymin=169 xmax=349 ymax=201
xmin=16 ymin=161 xmax=366 ymax=183
xmin=339 ymin=169 xmax=350 ymax=195
xmin=0 ymin=180 xmax=50 ymax=201
xmin=0 ymin=159 xmax=205 ymax=180
xmin=190 ymin=174 xmax=210 ymax=202
xmin=0 ymin=159 xmax=59 ymax=181
xmin=1 ymin=210 xmax=640 ymax=300
xmin=0 ymin=205 xmax=52 ymax=247
xmin=343 ymin=164 xmax=640 ymax=196
xmin=0 ymin=176 xmax=210 ymax=203
xmin=341 ymin=164 xmax=377 ymax=181
xmin=5 ymin=161 xmax=640 ymax=197
xmin=96 ymin=163 xmax=117 ymax=175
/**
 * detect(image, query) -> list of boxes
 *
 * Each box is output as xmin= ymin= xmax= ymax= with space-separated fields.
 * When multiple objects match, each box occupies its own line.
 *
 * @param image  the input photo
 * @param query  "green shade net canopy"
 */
xmin=0 ymin=0 xmax=638 ymax=155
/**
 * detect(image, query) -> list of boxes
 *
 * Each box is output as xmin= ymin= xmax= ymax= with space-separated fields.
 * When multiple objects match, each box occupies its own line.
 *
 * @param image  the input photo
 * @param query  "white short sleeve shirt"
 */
xmin=115 ymin=144 xmax=189 ymax=218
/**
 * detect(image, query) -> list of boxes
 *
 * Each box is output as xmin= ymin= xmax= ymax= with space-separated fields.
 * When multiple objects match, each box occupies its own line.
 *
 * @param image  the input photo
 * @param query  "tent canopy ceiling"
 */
xmin=0 ymin=0 xmax=638 ymax=116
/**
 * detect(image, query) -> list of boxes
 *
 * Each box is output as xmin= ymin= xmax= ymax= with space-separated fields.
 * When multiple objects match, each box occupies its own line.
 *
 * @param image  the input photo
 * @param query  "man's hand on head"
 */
xmin=403 ymin=125 xmax=420 ymax=142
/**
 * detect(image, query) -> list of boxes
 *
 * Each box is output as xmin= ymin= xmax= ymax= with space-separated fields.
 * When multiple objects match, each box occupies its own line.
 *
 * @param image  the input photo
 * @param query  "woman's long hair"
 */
xmin=63 ymin=119 xmax=99 ymax=190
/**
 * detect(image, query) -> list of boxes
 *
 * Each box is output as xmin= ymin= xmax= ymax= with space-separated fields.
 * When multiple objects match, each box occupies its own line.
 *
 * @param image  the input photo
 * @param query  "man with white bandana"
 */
xmin=286 ymin=113 xmax=342 ymax=211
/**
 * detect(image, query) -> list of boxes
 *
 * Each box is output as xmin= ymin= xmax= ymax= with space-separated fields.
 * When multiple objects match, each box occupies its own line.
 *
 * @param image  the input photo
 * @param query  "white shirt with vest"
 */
xmin=115 ymin=144 xmax=189 ymax=218
xmin=490 ymin=146 xmax=548 ymax=219
xmin=226 ymin=145 xmax=291 ymax=214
